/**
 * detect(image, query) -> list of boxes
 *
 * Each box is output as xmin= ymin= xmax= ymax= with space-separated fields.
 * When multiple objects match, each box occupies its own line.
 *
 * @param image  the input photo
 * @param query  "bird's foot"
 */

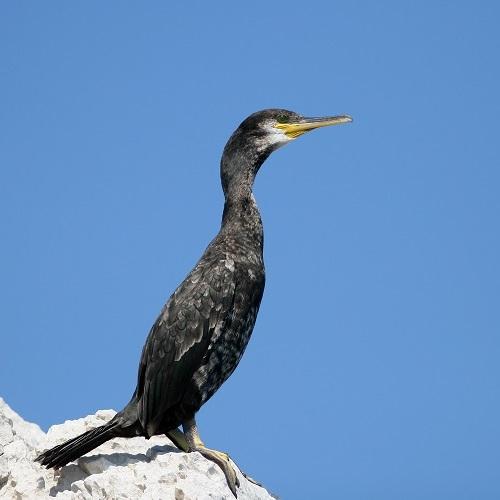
xmin=241 ymin=471 xmax=263 ymax=488
xmin=182 ymin=417 xmax=240 ymax=497
xmin=191 ymin=445 xmax=240 ymax=497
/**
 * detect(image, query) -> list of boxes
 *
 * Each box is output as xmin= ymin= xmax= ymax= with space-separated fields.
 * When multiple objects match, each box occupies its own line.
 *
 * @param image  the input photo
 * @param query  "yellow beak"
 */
xmin=275 ymin=115 xmax=353 ymax=138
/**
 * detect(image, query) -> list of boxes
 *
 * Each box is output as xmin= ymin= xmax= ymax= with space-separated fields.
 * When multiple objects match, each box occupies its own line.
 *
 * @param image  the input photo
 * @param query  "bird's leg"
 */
xmin=166 ymin=428 xmax=190 ymax=452
xmin=182 ymin=417 xmax=240 ymax=497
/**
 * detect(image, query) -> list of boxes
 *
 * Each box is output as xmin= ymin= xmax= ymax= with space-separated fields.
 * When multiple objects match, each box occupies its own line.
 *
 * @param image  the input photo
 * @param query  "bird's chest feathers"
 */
xmin=213 ymin=255 xmax=264 ymax=342
xmin=220 ymin=252 xmax=264 ymax=296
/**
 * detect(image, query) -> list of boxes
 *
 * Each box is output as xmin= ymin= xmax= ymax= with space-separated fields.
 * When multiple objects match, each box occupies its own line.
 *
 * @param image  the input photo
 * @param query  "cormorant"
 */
xmin=36 ymin=109 xmax=352 ymax=496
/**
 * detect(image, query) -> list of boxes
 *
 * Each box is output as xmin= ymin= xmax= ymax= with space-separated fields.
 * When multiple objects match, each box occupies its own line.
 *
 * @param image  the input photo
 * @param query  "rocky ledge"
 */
xmin=0 ymin=398 xmax=274 ymax=499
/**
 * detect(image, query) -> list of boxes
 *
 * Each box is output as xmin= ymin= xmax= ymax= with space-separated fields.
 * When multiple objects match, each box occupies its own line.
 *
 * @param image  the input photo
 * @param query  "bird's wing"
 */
xmin=136 ymin=256 xmax=236 ymax=435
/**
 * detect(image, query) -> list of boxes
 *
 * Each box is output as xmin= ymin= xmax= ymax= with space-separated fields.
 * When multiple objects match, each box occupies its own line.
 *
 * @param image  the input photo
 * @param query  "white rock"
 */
xmin=0 ymin=398 xmax=275 ymax=499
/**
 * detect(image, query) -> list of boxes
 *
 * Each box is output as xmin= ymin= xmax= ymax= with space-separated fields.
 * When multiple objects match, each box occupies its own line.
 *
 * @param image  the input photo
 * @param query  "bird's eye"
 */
xmin=276 ymin=114 xmax=289 ymax=124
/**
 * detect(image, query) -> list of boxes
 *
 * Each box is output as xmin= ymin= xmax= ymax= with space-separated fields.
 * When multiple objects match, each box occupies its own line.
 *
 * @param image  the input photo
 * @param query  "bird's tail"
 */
xmin=36 ymin=414 xmax=137 ymax=469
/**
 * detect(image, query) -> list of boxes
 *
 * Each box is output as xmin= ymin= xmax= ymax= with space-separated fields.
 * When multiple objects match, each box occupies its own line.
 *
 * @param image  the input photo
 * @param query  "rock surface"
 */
xmin=0 ymin=398 xmax=274 ymax=499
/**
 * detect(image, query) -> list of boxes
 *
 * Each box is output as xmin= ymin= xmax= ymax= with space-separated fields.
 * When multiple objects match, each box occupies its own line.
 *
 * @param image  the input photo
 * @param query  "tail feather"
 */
xmin=36 ymin=420 xmax=121 ymax=469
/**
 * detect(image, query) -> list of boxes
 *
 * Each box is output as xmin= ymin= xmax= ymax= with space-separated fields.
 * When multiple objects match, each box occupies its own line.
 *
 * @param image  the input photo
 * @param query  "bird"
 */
xmin=36 ymin=108 xmax=352 ymax=496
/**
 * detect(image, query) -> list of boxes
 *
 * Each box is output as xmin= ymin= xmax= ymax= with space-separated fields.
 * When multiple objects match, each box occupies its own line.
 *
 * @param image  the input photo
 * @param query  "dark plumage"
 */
xmin=36 ymin=108 xmax=352 ymax=496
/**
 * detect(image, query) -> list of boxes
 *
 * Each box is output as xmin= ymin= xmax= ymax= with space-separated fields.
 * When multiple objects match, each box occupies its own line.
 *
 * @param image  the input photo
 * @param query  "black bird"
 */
xmin=36 ymin=109 xmax=352 ymax=496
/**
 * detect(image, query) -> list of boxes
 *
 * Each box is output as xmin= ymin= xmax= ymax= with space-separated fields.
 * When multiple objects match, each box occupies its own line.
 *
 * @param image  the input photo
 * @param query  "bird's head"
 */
xmin=227 ymin=108 xmax=352 ymax=153
xmin=221 ymin=108 xmax=352 ymax=195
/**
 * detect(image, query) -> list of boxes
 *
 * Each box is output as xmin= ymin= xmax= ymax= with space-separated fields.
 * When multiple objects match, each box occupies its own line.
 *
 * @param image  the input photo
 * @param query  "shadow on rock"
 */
xmin=49 ymin=444 xmax=180 ymax=496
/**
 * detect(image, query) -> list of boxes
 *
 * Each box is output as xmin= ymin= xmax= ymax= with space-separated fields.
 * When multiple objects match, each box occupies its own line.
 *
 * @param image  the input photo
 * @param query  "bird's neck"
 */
xmin=221 ymin=182 xmax=263 ymax=241
xmin=219 ymin=138 xmax=270 ymax=247
xmin=219 ymin=166 xmax=263 ymax=251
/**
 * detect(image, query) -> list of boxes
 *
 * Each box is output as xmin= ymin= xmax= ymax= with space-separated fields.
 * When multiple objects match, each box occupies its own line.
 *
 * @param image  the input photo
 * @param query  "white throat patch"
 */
xmin=254 ymin=122 xmax=293 ymax=152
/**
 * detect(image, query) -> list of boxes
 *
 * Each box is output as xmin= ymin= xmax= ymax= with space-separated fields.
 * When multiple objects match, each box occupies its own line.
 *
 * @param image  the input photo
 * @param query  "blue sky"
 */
xmin=1 ymin=2 xmax=499 ymax=499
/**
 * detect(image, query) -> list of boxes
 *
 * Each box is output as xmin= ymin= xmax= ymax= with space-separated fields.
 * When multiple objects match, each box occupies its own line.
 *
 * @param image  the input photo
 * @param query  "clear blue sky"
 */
xmin=1 ymin=2 xmax=499 ymax=499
